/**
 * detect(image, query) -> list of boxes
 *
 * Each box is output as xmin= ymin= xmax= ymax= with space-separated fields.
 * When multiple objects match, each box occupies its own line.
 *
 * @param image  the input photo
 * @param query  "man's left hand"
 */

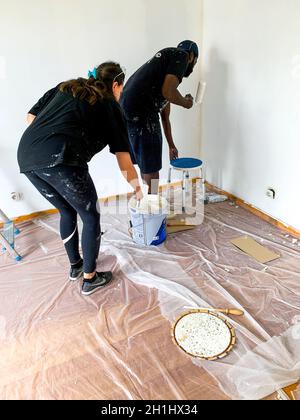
xmin=169 ymin=145 xmax=179 ymax=161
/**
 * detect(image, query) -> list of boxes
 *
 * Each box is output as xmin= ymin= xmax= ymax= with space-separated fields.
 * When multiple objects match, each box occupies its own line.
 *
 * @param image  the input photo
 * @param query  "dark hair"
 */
xmin=60 ymin=62 xmax=125 ymax=105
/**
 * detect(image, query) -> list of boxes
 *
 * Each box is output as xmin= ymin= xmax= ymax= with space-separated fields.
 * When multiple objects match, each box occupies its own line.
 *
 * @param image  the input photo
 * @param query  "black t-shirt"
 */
xmin=18 ymin=85 xmax=130 ymax=173
xmin=121 ymin=48 xmax=189 ymax=118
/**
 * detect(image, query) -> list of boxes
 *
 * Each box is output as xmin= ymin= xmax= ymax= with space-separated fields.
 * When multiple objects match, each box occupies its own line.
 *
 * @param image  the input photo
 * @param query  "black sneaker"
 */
xmin=69 ymin=261 xmax=84 ymax=281
xmin=82 ymin=272 xmax=113 ymax=296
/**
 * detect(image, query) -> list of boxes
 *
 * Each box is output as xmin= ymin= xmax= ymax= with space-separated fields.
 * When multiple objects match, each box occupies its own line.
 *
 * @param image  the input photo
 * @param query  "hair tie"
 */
xmin=88 ymin=67 xmax=97 ymax=79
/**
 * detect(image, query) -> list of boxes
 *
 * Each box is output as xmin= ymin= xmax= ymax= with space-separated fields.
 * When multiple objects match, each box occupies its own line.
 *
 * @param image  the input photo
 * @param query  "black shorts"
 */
xmin=126 ymin=114 xmax=162 ymax=174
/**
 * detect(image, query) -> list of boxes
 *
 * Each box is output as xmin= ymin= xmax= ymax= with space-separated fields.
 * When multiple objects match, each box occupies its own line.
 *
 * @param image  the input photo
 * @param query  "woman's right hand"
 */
xmin=115 ymin=152 xmax=145 ymax=201
xmin=135 ymin=186 xmax=144 ymax=201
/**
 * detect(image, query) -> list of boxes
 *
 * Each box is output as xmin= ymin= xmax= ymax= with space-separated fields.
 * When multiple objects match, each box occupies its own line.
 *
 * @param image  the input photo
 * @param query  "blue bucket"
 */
xmin=129 ymin=195 xmax=168 ymax=246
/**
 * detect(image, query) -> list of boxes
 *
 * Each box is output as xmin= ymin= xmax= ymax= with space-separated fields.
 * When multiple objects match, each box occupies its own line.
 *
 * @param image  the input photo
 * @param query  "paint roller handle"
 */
xmin=183 ymin=94 xmax=194 ymax=109
xmin=215 ymin=308 xmax=245 ymax=316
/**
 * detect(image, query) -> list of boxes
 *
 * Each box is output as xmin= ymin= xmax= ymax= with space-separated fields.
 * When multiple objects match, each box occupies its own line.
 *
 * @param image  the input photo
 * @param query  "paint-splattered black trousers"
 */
xmin=25 ymin=165 xmax=101 ymax=273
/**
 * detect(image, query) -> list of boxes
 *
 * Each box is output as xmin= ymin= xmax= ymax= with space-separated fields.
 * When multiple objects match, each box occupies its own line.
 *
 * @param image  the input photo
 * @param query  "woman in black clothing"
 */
xmin=18 ymin=62 xmax=142 ymax=296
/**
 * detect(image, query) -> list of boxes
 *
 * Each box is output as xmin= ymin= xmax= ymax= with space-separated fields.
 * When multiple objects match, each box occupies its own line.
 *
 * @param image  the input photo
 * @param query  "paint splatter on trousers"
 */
xmin=25 ymin=165 xmax=101 ymax=273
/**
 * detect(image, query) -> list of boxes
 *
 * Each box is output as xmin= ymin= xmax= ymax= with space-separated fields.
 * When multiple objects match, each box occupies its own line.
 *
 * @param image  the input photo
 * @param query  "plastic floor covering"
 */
xmin=0 ymin=189 xmax=299 ymax=400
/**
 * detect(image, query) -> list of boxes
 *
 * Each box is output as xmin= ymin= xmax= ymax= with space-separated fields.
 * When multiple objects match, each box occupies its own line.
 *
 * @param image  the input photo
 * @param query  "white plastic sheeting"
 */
xmin=1 ymin=187 xmax=299 ymax=400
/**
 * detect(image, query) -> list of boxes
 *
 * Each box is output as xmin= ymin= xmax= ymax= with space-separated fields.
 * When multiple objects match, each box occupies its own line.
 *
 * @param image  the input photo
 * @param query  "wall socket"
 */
xmin=266 ymin=188 xmax=276 ymax=199
xmin=11 ymin=192 xmax=24 ymax=201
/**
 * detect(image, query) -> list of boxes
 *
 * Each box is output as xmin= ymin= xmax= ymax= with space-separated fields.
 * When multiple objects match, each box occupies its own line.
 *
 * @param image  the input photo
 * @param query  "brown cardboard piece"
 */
xmin=167 ymin=220 xmax=192 ymax=227
xmin=231 ymin=236 xmax=280 ymax=264
xmin=167 ymin=218 xmax=197 ymax=235
xmin=167 ymin=225 xmax=196 ymax=234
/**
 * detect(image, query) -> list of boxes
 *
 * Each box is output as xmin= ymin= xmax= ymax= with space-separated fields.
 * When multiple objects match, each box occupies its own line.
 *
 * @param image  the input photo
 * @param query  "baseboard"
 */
xmin=1 ymin=180 xmax=184 ymax=227
xmin=2 ymin=179 xmax=300 ymax=238
xmin=206 ymin=182 xmax=300 ymax=238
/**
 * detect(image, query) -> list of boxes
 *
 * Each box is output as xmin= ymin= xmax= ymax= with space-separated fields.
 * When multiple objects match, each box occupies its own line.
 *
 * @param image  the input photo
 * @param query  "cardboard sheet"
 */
xmin=167 ymin=219 xmax=197 ymax=234
xmin=231 ymin=236 xmax=280 ymax=264
xmin=167 ymin=225 xmax=196 ymax=234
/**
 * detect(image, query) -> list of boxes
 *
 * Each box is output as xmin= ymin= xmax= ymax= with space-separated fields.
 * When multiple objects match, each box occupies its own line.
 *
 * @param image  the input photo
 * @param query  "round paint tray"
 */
xmin=172 ymin=309 xmax=236 ymax=361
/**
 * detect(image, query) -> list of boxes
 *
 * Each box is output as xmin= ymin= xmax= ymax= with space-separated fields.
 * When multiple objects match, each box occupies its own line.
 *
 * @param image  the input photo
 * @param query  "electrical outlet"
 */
xmin=266 ymin=188 xmax=276 ymax=199
xmin=11 ymin=192 xmax=24 ymax=201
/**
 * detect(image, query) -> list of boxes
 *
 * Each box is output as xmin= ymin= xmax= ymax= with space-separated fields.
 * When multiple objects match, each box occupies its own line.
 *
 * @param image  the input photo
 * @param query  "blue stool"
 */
xmin=168 ymin=158 xmax=205 ymax=212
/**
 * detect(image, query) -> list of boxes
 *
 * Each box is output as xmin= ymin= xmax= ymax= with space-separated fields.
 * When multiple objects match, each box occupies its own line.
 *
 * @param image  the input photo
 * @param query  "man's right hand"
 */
xmin=183 ymin=94 xmax=194 ymax=109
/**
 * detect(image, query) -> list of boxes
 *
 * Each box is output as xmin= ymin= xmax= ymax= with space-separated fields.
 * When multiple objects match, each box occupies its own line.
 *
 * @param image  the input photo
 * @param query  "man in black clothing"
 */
xmin=121 ymin=40 xmax=199 ymax=193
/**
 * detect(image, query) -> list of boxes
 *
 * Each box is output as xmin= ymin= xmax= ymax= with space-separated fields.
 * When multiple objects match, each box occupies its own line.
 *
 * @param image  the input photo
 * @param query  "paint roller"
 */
xmin=195 ymin=81 xmax=207 ymax=106
xmin=193 ymin=82 xmax=227 ymax=204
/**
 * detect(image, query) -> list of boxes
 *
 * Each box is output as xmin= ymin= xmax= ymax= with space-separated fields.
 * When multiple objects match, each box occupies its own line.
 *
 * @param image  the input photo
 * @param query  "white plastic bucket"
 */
xmin=129 ymin=195 xmax=168 ymax=246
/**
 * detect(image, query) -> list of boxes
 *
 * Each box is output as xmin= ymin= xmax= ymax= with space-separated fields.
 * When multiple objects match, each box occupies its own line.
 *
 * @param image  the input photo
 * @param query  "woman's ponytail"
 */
xmin=60 ymin=62 xmax=125 ymax=105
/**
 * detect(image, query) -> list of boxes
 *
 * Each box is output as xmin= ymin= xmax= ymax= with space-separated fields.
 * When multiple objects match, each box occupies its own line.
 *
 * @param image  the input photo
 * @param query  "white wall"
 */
xmin=202 ymin=0 xmax=300 ymax=230
xmin=0 ymin=0 xmax=202 ymax=218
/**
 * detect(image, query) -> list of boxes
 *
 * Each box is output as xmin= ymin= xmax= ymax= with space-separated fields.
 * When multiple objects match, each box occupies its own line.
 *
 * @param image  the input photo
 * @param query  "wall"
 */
xmin=202 ymin=0 xmax=300 ymax=230
xmin=0 ymin=0 xmax=202 ymax=218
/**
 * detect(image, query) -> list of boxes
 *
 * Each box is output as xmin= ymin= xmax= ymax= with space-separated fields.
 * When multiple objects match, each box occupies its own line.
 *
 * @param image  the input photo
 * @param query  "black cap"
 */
xmin=177 ymin=40 xmax=199 ymax=57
